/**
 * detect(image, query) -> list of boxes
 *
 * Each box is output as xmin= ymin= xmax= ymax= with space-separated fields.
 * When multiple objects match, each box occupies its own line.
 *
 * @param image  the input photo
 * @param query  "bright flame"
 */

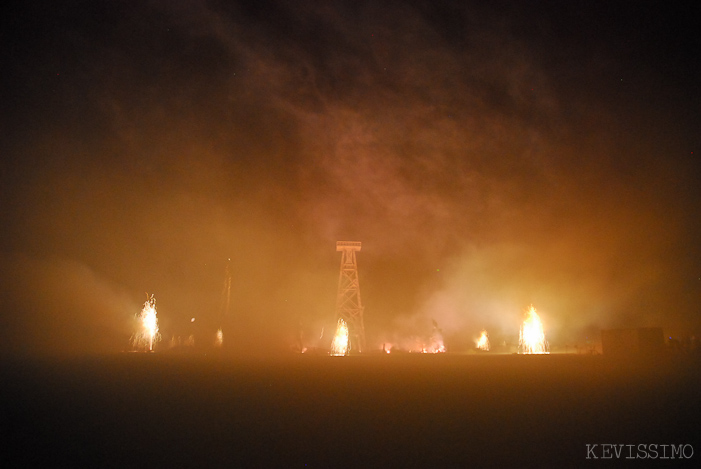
xmin=133 ymin=294 xmax=160 ymax=351
xmin=331 ymin=319 xmax=349 ymax=356
xmin=476 ymin=330 xmax=490 ymax=351
xmin=215 ymin=328 xmax=223 ymax=347
xmin=519 ymin=305 xmax=549 ymax=354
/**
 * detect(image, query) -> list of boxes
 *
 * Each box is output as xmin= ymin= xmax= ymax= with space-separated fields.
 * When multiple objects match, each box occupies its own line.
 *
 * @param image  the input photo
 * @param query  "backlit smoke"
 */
xmin=375 ymin=317 xmax=451 ymax=353
xmin=519 ymin=305 xmax=549 ymax=354
xmin=424 ymin=319 xmax=446 ymax=353
xmin=132 ymin=294 xmax=160 ymax=352
xmin=422 ymin=337 xmax=446 ymax=353
xmin=331 ymin=319 xmax=349 ymax=356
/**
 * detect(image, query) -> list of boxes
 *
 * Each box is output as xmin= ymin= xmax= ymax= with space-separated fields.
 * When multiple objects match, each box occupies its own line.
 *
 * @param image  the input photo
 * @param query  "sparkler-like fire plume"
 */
xmin=215 ymin=328 xmax=223 ymax=347
xmin=476 ymin=330 xmax=490 ymax=351
xmin=331 ymin=319 xmax=349 ymax=356
xmin=519 ymin=305 xmax=549 ymax=354
xmin=132 ymin=294 xmax=160 ymax=351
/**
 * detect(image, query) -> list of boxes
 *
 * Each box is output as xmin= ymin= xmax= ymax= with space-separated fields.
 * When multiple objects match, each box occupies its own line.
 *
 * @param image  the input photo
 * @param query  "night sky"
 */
xmin=2 ymin=0 xmax=699 ymax=357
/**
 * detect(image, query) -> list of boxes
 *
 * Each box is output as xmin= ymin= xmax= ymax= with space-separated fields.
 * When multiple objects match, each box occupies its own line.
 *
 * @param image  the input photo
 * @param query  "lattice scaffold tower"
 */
xmin=335 ymin=241 xmax=366 ymax=353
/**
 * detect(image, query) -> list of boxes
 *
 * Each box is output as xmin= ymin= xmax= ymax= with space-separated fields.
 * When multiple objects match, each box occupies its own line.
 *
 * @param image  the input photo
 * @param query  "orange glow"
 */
xmin=414 ymin=340 xmax=446 ymax=354
xmin=215 ymin=328 xmax=223 ymax=347
xmin=424 ymin=340 xmax=446 ymax=353
xmin=476 ymin=330 xmax=490 ymax=351
xmin=331 ymin=319 xmax=349 ymax=356
xmin=132 ymin=294 xmax=160 ymax=351
xmin=519 ymin=305 xmax=549 ymax=354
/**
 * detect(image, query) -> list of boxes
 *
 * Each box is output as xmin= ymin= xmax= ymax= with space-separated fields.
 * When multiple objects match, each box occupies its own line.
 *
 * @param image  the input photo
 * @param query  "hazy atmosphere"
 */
xmin=2 ymin=0 xmax=699 ymax=356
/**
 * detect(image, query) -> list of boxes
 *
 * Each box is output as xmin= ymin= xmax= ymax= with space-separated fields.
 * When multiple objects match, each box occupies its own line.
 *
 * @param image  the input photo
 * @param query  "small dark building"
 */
xmin=601 ymin=327 xmax=664 ymax=357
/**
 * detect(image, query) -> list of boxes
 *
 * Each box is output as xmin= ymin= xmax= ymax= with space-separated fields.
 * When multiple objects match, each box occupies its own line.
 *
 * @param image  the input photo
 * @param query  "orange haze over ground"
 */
xmin=1 ymin=1 xmax=700 ymax=357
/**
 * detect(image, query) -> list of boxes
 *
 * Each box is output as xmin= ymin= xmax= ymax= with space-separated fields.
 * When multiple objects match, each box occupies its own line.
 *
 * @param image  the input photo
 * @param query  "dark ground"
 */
xmin=1 ymin=353 xmax=699 ymax=468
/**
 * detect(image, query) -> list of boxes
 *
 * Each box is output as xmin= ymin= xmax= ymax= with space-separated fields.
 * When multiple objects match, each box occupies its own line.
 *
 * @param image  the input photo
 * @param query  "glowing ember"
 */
xmin=519 ymin=305 xmax=549 ymax=354
xmin=215 ymin=328 xmax=223 ymax=347
xmin=132 ymin=294 xmax=160 ymax=351
xmin=476 ymin=330 xmax=490 ymax=351
xmin=331 ymin=319 xmax=349 ymax=356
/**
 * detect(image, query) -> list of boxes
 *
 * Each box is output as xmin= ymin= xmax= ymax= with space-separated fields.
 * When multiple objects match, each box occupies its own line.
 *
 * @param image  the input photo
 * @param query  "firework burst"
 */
xmin=132 ymin=294 xmax=161 ymax=352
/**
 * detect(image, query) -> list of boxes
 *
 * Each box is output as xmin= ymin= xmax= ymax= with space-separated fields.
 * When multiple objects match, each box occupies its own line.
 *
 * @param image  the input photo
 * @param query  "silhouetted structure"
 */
xmin=601 ymin=327 xmax=664 ymax=357
xmin=335 ymin=241 xmax=366 ymax=352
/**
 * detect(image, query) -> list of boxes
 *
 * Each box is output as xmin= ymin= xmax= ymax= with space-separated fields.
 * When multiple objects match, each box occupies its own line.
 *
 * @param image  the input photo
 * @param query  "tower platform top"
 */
xmin=337 ymin=241 xmax=361 ymax=251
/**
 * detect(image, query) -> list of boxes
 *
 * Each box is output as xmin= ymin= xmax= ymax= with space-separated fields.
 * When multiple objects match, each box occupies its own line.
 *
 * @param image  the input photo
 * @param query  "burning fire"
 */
xmin=423 ymin=339 xmax=446 ymax=354
xmin=215 ymin=328 xmax=223 ymax=347
xmin=380 ymin=333 xmax=447 ymax=354
xmin=331 ymin=319 xmax=349 ymax=356
xmin=519 ymin=305 xmax=549 ymax=354
xmin=476 ymin=330 xmax=490 ymax=351
xmin=133 ymin=294 xmax=160 ymax=351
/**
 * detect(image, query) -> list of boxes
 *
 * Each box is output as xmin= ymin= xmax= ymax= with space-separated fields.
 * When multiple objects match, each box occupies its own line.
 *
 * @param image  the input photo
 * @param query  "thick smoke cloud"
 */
xmin=1 ymin=1 xmax=699 ymax=356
